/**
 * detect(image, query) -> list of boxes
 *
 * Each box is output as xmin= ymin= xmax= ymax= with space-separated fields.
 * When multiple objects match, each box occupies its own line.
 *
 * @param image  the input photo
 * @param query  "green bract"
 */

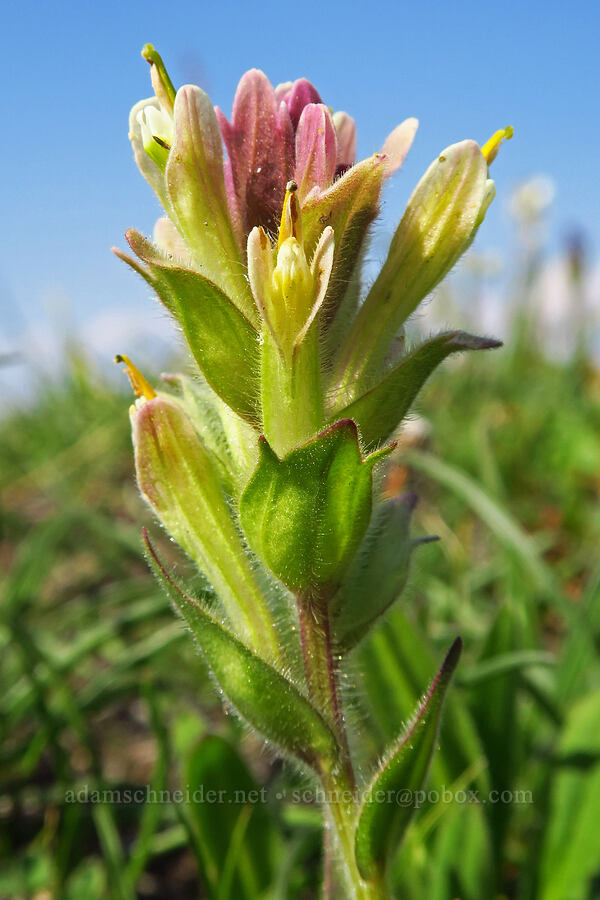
xmin=240 ymin=420 xmax=393 ymax=594
xmin=145 ymin=533 xmax=338 ymax=772
xmin=355 ymin=638 xmax=463 ymax=880
xmin=334 ymin=330 xmax=502 ymax=446
xmin=117 ymin=230 xmax=260 ymax=422
xmin=331 ymin=494 xmax=427 ymax=651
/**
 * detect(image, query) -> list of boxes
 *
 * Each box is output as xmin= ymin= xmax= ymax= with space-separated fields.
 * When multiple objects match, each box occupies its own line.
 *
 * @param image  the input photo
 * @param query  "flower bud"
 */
xmin=248 ymin=182 xmax=334 ymax=357
xmin=131 ymin=392 xmax=231 ymax=574
xmin=116 ymin=355 xmax=279 ymax=659
xmin=271 ymin=237 xmax=313 ymax=335
xmin=334 ymin=131 xmax=511 ymax=399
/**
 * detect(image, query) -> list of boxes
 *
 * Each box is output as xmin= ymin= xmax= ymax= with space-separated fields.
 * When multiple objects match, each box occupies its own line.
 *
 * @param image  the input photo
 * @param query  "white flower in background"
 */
xmin=509 ymin=176 xmax=555 ymax=226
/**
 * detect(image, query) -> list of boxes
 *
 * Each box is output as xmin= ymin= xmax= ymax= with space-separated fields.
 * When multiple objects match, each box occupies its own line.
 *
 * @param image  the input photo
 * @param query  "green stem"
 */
xmin=297 ymin=593 xmax=354 ymax=780
xmin=321 ymin=789 xmax=386 ymax=900
xmin=296 ymin=592 xmax=387 ymax=899
xmin=261 ymin=327 xmax=324 ymax=457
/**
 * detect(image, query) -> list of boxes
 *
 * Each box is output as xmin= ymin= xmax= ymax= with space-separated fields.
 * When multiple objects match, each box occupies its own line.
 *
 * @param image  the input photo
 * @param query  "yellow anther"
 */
xmin=481 ymin=126 xmax=514 ymax=165
xmin=278 ymin=181 xmax=303 ymax=250
xmin=115 ymin=354 xmax=156 ymax=400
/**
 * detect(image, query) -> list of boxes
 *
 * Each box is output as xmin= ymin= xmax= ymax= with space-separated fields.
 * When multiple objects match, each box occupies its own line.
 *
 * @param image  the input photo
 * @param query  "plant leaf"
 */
xmin=239 ymin=420 xmax=393 ymax=593
xmin=355 ymin=637 xmax=462 ymax=880
xmin=144 ymin=531 xmax=338 ymax=772
xmin=331 ymin=493 xmax=427 ymax=651
xmin=117 ymin=230 xmax=260 ymax=423
xmin=360 ymin=610 xmax=490 ymax=794
xmin=467 ymin=604 xmax=522 ymax=851
xmin=539 ymin=689 xmax=600 ymax=900
xmin=333 ymin=331 xmax=501 ymax=446
xmin=426 ymin=803 xmax=494 ymax=900
xmin=184 ymin=735 xmax=278 ymax=899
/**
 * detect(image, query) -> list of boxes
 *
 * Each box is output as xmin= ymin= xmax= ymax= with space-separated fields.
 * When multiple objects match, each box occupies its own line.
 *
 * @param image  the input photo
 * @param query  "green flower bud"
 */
xmin=247 ymin=183 xmax=335 ymax=453
xmin=334 ymin=130 xmax=512 ymax=401
xmin=248 ymin=182 xmax=334 ymax=358
xmin=116 ymin=355 xmax=279 ymax=661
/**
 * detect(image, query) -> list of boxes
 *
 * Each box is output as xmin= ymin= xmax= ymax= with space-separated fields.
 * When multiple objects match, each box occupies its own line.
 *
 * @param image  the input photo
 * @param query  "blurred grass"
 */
xmin=1 ymin=324 xmax=599 ymax=897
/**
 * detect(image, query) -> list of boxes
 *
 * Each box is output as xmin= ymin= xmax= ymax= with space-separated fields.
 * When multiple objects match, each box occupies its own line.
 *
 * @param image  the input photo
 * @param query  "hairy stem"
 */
xmin=297 ymin=593 xmax=354 ymax=782
xmin=297 ymin=592 xmax=386 ymax=899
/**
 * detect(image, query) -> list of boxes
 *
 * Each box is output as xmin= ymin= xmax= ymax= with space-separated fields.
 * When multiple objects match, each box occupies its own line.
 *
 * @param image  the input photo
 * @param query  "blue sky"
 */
xmin=2 ymin=0 xmax=599 ymax=354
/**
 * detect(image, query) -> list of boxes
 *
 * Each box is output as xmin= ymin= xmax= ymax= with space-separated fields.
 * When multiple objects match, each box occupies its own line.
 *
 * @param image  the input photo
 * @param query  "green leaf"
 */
xmin=333 ymin=331 xmax=501 ymax=446
xmin=398 ymin=448 xmax=570 ymax=605
xmin=184 ymin=735 xmax=278 ymax=899
xmin=331 ymin=493 xmax=429 ymax=651
xmin=458 ymin=649 xmax=555 ymax=687
xmin=239 ymin=420 xmax=393 ymax=593
xmin=360 ymin=611 xmax=490 ymax=794
xmin=144 ymin=531 xmax=338 ymax=772
xmin=426 ymin=804 xmax=494 ymax=900
xmin=556 ymin=562 xmax=600 ymax=705
xmin=355 ymin=637 xmax=462 ymax=881
xmin=116 ymin=230 xmax=260 ymax=423
xmin=539 ymin=689 xmax=600 ymax=900
xmin=467 ymin=603 xmax=524 ymax=852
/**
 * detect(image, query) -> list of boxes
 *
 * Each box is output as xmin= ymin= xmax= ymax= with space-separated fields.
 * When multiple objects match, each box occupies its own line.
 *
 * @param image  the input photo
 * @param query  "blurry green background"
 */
xmin=2 ymin=1 xmax=600 ymax=898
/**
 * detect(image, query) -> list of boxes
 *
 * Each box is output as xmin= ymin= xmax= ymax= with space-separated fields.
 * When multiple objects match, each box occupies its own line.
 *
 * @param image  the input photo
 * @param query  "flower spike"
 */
xmin=278 ymin=180 xmax=302 ymax=248
xmin=118 ymin=54 xmax=510 ymax=894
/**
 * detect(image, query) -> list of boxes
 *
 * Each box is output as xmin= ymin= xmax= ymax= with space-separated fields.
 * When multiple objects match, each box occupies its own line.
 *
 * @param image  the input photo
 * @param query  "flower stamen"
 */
xmin=481 ymin=126 xmax=514 ymax=165
xmin=278 ymin=181 xmax=303 ymax=249
xmin=115 ymin=354 xmax=156 ymax=400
